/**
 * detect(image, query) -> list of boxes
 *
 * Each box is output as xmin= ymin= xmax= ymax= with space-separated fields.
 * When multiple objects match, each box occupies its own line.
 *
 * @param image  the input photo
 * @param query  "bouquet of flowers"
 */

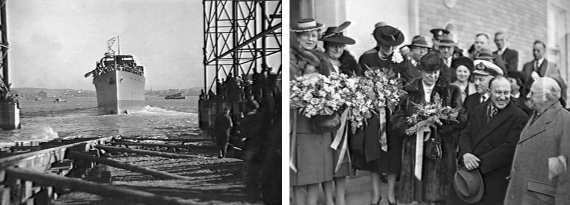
xmin=339 ymin=75 xmax=375 ymax=133
xmin=364 ymin=69 xmax=407 ymax=113
xmin=405 ymin=94 xmax=459 ymax=136
xmin=290 ymin=72 xmax=347 ymax=118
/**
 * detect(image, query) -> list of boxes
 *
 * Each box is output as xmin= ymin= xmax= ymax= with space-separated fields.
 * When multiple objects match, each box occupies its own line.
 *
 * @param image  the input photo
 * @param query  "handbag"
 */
xmin=311 ymin=113 xmax=341 ymax=133
xmin=424 ymin=133 xmax=443 ymax=160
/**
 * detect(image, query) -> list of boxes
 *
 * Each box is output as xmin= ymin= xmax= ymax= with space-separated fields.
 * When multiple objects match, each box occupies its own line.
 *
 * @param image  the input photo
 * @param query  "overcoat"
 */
xmin=392 ymin=78 xmax=467 ymax=203
xmin=504 ymin=103 xmax=570 ymax=205
xmin=446 ymin=102 xmax=528 ymax=205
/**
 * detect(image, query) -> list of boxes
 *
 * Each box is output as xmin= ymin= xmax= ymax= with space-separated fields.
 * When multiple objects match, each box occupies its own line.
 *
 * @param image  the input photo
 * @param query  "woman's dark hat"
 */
xmin=430 ymin=28 xmax=450 ymax=40
xmin=474 ymin=47 xmax=495 ymax=61
xmin=451 ymin=57 xmax=474 ymax=72
xmin=507 ymin=70 xmax=526 ymax=86
xmin=437 ymin=34 xmax=457 ymax=47
xmin=454 ymin=167 xmax=484 ymax=203
xmin=408 ymin=35 xmax=430 ymax=48
xmin=419 ymin=51 xmax=446 ymax=72
xmin=320 ymin=21 xmax=355 ymax=45
xmin=373 ymin=25 xmax=404 ymax=46
xmin=291 ymin=18 xmax=324 ymax=32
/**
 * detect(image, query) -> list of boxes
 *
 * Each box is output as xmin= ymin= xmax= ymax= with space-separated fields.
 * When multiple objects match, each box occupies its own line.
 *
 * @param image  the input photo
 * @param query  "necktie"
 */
xmin=444 ymin=58 xmax=449 ymax=66
xmin=480 ymin=95 xmax=486 ymax=103
xmin=535 ymin=61 xmax=540 ymax=73
xmin=488 ymin=105 xmax=498 ymax=123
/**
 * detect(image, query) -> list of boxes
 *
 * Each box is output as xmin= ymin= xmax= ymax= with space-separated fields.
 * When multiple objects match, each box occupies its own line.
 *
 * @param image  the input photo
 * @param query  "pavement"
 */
xmin=290 ymin=170 xmax=424 ymax=205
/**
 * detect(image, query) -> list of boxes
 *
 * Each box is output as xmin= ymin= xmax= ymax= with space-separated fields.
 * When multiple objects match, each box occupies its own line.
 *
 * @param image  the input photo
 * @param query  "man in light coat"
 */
xmin=504 ymin=77 xmax=570 ymax=205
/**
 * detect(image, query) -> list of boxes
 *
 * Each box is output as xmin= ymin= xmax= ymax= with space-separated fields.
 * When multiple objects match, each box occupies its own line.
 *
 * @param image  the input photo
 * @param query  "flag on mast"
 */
xmin=107 ymin=37 xmax=118 ymax=55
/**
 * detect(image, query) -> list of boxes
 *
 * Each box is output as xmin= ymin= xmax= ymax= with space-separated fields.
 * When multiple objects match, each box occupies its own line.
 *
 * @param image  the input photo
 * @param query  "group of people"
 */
xmin=206 ymin=66 xmax=282 ymax=204
xmin=290 ymin=18 xmax=570 ymax=205
xmin=201 ymin=68 xmax=281 ymax=104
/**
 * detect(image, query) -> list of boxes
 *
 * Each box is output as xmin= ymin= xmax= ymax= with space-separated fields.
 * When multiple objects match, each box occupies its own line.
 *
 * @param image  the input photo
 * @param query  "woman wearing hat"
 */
xmin=319 ymin=23 xmax=360 ymax=205
xmin=352 ymin=24 xmax=406 ymax=205
xmin=392 ymin=51 xmax=467 ymax=205
xmin=290 ymin=18 xmax=335 ymax=205
xmin=451 ymin=57 xmax=476 ymax=102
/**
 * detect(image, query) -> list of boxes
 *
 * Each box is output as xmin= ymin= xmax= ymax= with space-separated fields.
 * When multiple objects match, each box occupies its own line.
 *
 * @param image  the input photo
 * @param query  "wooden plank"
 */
xmin=67 ymin=151 xmax=188 ymax=180
xmin=6 ymin=168 xmax=194 ymax=205
xmin=110 ymin=141 xmax=192 ymax=149
xmin=95 ymin=145 xmax=197 ymax=159
xmin=118 ymin=137 xmax=210 ymax=143
xmin=0 ymin=137 xmax=114 ymax=170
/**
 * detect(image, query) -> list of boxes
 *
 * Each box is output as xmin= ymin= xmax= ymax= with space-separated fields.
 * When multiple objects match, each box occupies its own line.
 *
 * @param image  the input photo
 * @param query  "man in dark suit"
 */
xmin=448 ymin=76 xmax=529 ymax=205
xmin=401 ymin=35 xmax=430 ymax=83
xmin=505 ymin=77 xmax=570 ymax=205
xmin=463 ymin=60 xmax=503 ymax=115
xmin=521 ymin=40 xmax=567 ymax=104
xmin=493 ymin=32 xmax=519 ymax=73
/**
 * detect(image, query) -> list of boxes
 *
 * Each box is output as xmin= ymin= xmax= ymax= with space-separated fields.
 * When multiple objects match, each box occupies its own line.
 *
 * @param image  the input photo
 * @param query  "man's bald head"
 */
xmin=528 ymin=77 xmax=562 ymax=112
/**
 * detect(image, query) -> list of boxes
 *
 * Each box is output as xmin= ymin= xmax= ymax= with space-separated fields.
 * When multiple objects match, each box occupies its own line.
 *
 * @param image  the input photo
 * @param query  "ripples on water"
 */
xmin=0 ymin=96 xmax=201 ymax=142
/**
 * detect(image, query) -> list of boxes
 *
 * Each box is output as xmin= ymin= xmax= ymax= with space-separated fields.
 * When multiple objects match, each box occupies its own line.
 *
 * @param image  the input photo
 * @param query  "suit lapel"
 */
xmin=519 ymin=103 xmax=561 ymax=143
xmin=473 ymin=103 xmax=513 ymax=148
xmin=539 ymin=60 xmax=548 ymax=76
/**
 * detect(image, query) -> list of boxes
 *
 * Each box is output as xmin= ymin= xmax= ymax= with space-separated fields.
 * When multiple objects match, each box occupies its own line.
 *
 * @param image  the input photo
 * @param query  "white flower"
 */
xmin=391 ymin=51 xmax=403 ymax=63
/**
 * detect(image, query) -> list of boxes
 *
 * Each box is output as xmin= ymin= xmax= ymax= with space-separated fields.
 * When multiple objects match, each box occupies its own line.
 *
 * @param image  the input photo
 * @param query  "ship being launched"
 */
xmin=85 ymin=54 xmax=146 ymax=114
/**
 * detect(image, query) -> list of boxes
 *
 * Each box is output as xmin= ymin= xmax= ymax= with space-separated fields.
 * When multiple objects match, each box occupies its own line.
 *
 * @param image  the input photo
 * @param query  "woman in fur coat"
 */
xmin=391 ymin=51 xmax=467 ymax=205
xmin=289 ymin=18 xmax=335 ymax=205
xmin=318 ymin=24 xmax=361 ymax=205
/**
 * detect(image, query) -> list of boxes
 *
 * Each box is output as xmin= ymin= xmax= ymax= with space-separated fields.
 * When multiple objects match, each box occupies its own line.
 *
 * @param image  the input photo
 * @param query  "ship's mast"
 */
xmin=117 ymin=36 xmax=120 ymax=56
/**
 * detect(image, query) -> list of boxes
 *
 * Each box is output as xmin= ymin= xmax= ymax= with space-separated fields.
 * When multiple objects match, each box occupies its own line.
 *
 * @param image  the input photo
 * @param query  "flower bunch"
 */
xmin=364 ymin=69 xmax=407 ymax=113
xmin=290 ymin=72 xmax=347 ymax=118
xmin=405 ymin=94 xmax=459 ymax=136
xmin=339 ymin=76 xmax=376 ymax=132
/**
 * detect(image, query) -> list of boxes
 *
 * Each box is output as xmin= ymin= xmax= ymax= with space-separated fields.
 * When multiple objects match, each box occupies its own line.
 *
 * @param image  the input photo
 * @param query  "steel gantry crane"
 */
xmin=202 ymin=0 xmax=282 ymax=92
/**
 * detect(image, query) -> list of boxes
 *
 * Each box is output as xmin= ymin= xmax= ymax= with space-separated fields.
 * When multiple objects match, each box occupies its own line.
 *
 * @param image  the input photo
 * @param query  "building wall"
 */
xmin=418 ymin=0 xmax=548 ymax=71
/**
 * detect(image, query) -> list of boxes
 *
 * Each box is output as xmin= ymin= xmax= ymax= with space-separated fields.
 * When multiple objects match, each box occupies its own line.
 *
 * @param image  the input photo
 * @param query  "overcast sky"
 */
xmin=7 ymin=0 xmax=204 ymax=90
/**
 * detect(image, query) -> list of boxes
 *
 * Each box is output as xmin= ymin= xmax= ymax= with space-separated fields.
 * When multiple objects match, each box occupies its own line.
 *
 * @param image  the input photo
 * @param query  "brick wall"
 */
xmin=418 ymin=0 xmax=547 ymax=71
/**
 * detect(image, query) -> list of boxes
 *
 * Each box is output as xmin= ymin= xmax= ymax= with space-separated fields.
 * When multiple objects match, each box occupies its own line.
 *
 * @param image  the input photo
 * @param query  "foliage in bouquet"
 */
xmin=290 ymin=72 xmax=347 ymax=118
xmin=364 ymin=69 xmax=407 ymax=113
xmin=339 ymin=75 xmax=376 ymax=133
xmin=405 ymin=94 xmax=459 ymax=136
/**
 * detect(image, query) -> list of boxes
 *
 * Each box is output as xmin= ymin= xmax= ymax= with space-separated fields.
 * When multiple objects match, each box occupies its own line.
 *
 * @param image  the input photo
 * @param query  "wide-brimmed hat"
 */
xmin=320 ymin=22 xmax=355 ymax=45
xmin=419 ymin=51 xmax=446 ymax=72
xmin=291 ymin=18 xmax=324 ymax=32
xmin=408 ymin=35 xmax=430 ymax=48
xmin=451 ymin=57 xmax=474 ymax=72
xmin=454 ymin=167 xmax=484 ymax=204
xmin=430 ymin=28 xmax=450 ymax=40
xmin=437 ymin=34 xmax=457 ymax=47
xmin=373 ymin=25 xmax=405 ymax=46
xmin=475 ymin=47 xmax=495 ymax=61
xmin=473 ymin=59 xmax=503 ymax=76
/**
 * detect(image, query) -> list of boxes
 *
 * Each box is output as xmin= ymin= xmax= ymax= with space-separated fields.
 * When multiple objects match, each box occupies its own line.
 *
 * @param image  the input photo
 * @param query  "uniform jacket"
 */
xmin=464 ymin=93 xmax=489 ymax=116
xmin=494 ymin=48 xmax=519 ymax=73
xmin=505 ymin=103 xmax=570 ymax=205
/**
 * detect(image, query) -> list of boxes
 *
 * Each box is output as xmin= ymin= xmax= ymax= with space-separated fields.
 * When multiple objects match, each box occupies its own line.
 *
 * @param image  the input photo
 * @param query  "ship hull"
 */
xmin=93 ymin=70 xmax=145 ymax=114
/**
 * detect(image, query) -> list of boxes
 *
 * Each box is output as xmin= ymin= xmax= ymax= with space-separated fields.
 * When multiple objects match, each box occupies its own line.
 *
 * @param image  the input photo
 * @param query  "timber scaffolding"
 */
xmin=0 ymin=136 xmax=213 ymax=205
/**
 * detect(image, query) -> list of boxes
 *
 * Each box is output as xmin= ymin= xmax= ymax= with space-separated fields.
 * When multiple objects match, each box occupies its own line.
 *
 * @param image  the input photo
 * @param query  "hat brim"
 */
xmin=408 ymin=44 xmax=431 ymax=49
xmin=437 ymin=42 xmax=457 ymax=47
xmin=375 ymin=32 xmax=405 ymax=47
xmin=454 ymin=168 xmax=484 ymax=204
xmin=291 ymin=23 xmax=325 ymax=32
xmin=321 ymin=36 xmax=356 ymax=45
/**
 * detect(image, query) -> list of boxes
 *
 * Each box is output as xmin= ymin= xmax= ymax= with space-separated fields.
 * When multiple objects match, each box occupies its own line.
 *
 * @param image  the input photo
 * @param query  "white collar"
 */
xmin=536 ymin=57 xmax=545 ymax=66
xmin=500 ymin=46 xmax=507 ymax=53
xmin=512 ymin=92 xmax=520 ymax=98
xmin=423 ymin=81 xmax=436 ymax=102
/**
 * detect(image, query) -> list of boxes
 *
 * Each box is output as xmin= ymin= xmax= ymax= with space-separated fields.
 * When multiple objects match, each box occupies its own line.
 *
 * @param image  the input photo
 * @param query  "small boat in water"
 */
xmin=53 ymin=98 xmax=66 ymax=103
xmin=165 ymin=93 xmax=186 ymax=99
